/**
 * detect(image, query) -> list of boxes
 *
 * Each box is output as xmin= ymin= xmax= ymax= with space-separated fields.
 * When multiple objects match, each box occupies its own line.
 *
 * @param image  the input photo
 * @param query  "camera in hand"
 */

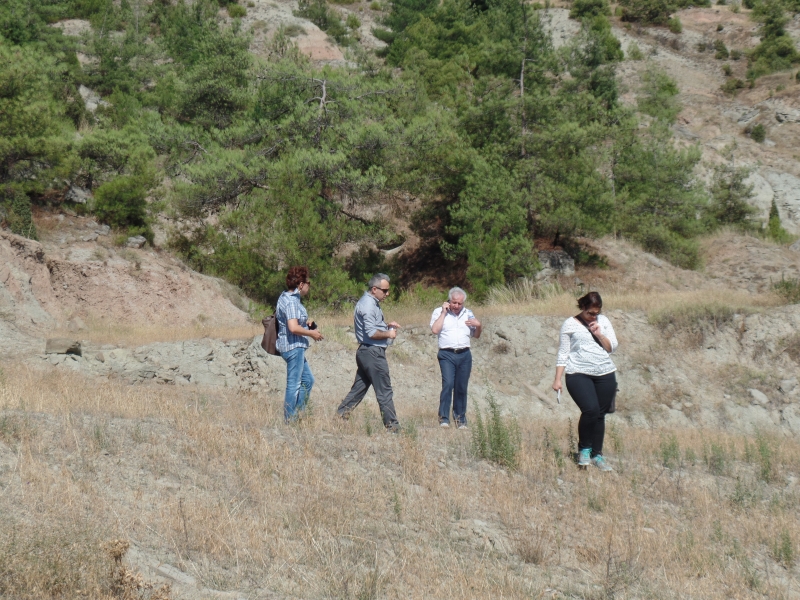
xmin=308 ymin=321 xmax=317 ymax=330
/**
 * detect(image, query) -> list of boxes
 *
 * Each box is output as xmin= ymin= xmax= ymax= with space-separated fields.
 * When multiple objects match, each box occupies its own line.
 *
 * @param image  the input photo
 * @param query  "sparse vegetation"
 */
xmin=471 ymin=390 xmax=521 ymax=469
xmin=227 ymin=3 xmax=247 ymax=17
xmin=714 ymin=39 xmax=730 ymax=59
xmin=773 ymin=275 xmax=800 ymax=303
xmin=648 ymin=302 xmax=743 ymax=341
xmin=750 ymin=123 xmax=766 ymax=142
xmin=668 ymin=16 xmax=682 ymax=33
xmin=627 ymin=41 xmax=644 ymax=60
xmin=0 ymin=323 xmax=798 ymax=599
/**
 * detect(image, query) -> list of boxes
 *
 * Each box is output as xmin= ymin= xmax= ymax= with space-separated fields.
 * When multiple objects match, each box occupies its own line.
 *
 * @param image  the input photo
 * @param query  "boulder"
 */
xmin=536 ymin=249 xmax=575 ymax=279
xmin=126 ymin=235 xmax=146 ymax=249
xmin=64 ymin=186 xmax=91 ymax=204
xmin=45 ymin=338 xmax=82 ymax=356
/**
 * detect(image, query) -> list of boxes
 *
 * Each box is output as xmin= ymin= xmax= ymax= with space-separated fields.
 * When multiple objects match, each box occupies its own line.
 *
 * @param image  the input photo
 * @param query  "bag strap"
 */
xmin=574 ymin=314 xmax=604 ymax=349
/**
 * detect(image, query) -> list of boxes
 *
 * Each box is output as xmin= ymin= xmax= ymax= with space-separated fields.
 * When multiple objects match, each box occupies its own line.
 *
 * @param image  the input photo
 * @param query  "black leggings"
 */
xmin=565 ymin=372 xmax=617 ymax=457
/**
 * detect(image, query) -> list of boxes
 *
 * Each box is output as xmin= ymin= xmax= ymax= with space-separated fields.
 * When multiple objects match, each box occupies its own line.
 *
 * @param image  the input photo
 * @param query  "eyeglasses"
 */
xmin=375 ymin=287 xmax=390 ymax=293
xmin=586 ymin=310 xmax=600 ymax=316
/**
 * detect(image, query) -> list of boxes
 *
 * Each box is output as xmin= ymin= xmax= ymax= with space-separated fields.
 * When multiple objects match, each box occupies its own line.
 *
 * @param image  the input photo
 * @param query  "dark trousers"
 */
xmin=565 ymin=372 xmax=617 ymax=457
xmin=437 ymin=348 xmax=472 ymax=425
xmin=337 ymin=345 xmax=399 ymax=427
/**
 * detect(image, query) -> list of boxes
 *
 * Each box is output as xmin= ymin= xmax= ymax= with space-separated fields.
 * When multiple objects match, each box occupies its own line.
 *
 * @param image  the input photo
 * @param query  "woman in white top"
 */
xmin=552 ymin=292 xmax=618 ymax=471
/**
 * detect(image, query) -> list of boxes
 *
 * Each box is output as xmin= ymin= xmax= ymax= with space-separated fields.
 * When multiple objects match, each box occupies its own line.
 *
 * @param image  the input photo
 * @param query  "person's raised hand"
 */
xmin=442 ymin=301 xmax=451 ymax=312
xmin=465 ymin=317 xmax=481 ymax=328
xmin=387 ymin=321 xmax=401 ymax=330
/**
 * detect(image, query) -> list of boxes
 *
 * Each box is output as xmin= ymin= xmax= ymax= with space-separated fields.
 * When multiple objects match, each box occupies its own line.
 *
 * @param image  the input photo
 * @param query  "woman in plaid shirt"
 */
xmin=276 ymin=266 xmax=324 ymax=422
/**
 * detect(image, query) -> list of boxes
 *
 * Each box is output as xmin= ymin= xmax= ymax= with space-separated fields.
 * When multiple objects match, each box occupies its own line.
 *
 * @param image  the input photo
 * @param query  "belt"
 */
xmin=440 ymin=347 xmax=470 ymax=354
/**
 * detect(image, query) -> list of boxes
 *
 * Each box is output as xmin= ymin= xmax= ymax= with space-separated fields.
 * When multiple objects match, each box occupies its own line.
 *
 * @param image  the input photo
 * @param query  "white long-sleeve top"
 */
xmin=556 ymin=315 xmax=618 ymax=376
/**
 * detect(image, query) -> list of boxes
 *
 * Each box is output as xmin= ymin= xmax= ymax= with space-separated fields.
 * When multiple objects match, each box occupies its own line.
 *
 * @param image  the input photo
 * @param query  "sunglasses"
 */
xmin=375 ymin=287 xmax=390 ymax=293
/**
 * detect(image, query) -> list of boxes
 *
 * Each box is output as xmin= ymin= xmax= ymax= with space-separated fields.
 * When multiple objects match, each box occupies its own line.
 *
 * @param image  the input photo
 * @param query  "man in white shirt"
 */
xmin=430 ymin=287 xmax=482 ymax=429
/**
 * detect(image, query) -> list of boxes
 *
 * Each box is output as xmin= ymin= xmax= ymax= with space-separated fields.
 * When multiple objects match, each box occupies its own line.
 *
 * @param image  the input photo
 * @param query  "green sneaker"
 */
xmin=592 ymin=455 xmax=613 ymax=472
xmin=577 ymin=448 xmax=591 ymax=467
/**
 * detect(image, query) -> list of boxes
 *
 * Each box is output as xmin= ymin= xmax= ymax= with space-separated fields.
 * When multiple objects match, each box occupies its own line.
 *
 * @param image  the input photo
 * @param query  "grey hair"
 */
xmin=368 ymin=273 xmax=390 ymax=289
xmin=448 ymin=287 xmax=467 ymax=302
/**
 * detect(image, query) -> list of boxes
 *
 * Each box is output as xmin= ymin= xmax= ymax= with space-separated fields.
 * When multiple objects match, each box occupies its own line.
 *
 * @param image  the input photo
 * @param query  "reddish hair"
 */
xmin=286 ymin=266 xmax=309 ymax=290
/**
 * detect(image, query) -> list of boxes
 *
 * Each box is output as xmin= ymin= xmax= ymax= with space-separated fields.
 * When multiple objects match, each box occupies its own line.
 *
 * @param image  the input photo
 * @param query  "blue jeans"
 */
xmin=281 ymin=347 xmax=314 ymax=422
xmin=437 ymin=348 xmax=472 ymax=425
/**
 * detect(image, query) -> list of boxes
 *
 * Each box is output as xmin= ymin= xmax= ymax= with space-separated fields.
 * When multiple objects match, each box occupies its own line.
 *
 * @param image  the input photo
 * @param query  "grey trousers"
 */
xmin=337 ymin=345 xmax=399 ymax=427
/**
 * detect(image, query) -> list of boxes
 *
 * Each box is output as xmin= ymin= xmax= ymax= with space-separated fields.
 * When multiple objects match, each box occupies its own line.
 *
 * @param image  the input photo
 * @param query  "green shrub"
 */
xmin=296 ymin=0 xmax=353 ymax=45
xmin=731 ymin=48 xmax=742 ymax=60
xmin=92 ymin=176 xmax=149 ymax=232
xmin=660 ymin=435 xmax=681 ymax=468
xmin=619 ymin=0 xmax=671 ymax=24
xmin=704 ymin=441 xmax=728 ymax=475
xmin=767 ymin=199 xmax=793 ymax=243
xmin=668 ymin=17 xmax=682 ymax=33
xmin=346 ymin=13 xmax=361 ymax=29
xmin=722 ymin=63 xmax=733 ymax=75
xmin=750 ymin=123 xmax=766 ymax=142
xmin=717 ymin=23 xmax=724 ymax=31
xmin=707 ymin=163 xmax=756 ymax=227
xmin=773 ymin=276 xmax=800 ymax=303
xmin=570 ymin=0 xmax=611 ymax=19
xmin=369 ymin=1 xmax=382 ymax=8
xmin=714 ymin=39 xmax=729 ymax=59
xmin=471 ymin=391 xmax=521 ymax=470
xmin=627 ymin=41 xmax=644 ymax=60
xmin=0 ymin=186 xmax=37 ymax=240
xmin=227 ymin=3 xmax=247 ymax=17
xmin=697 ymin=42 xmax=708 ymax=52
xmin=722 ymin=77 xmax=745 ymax=93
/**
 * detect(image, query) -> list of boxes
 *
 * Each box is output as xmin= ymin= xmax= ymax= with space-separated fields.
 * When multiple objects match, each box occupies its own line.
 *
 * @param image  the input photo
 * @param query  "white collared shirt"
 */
xmin=430 ymin=306 xmax=476 ymax=349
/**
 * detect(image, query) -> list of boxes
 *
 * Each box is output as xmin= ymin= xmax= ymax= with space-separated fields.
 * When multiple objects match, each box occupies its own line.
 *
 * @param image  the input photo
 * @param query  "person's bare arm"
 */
xmin=465 ymin=316 xmax=482 ymax=339
xmin=431 ymin=303 xmax=449 ymax=334
xmin=369 ymin=329 xmax=396 ymax=340
xmin=287 ymin=318 xmax=323 ymax=341
xmin=552 ymin=366 xmax=565 ymax=392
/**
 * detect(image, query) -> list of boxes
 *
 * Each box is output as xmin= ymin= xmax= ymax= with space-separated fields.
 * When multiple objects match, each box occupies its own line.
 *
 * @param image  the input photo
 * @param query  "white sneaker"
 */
xmin=440 ymin=422 xmax=450 ymax=428
xmin=457 ymin=423 xmax=467 ymax=430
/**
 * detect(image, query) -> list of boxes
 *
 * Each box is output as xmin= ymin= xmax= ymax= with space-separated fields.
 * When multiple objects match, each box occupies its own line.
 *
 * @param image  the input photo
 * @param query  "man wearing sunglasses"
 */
xmin=337 ymin=273 xmax=402 ymax=432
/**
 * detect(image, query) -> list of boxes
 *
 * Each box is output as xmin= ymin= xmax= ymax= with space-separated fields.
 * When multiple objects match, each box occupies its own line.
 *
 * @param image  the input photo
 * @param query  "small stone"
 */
xmin=546 ymin=347 xmax=556 ymax=355
xmin=748 ymin=388 xmax=769 ymax=406
xmin=643 ymin=527 xmax=656 ymax=534
xmin=779 ymin=378 xmax=798 ymax=394
xmin=95 ymin=352 xmax=105 ymax=363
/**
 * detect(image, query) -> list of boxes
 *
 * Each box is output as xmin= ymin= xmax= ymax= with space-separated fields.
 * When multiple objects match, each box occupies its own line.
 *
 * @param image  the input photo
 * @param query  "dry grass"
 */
xmin=48 ymin=319 xmax=262 ymax=347
xmin=1 ymin=363 xmax=799 ymax=598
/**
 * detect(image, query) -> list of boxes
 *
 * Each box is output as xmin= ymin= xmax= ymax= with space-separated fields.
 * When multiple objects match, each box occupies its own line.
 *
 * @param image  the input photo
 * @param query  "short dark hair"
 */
xmin=286 ymin=266 xmax=309 ymax=290
xmin=577 ymin=291 xmax=603 ymax=311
